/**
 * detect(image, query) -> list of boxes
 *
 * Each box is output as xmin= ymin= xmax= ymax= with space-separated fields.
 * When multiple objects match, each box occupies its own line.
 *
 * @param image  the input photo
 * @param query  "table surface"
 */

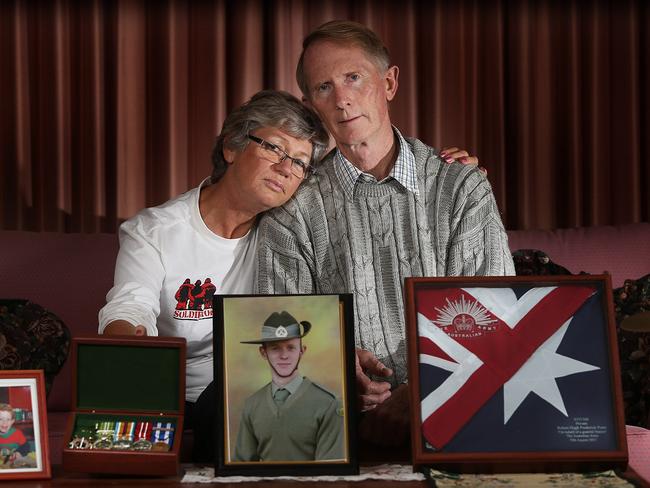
xmin=10 ymin=464 xmax=428 ymax=487
xmin=7 ymin=464 xmax=649 ymax=488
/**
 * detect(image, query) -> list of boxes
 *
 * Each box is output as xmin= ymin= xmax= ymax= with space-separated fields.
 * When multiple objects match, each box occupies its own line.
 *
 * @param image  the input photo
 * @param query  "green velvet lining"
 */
xmin=76 ymin=344 xmax=181 ymax=412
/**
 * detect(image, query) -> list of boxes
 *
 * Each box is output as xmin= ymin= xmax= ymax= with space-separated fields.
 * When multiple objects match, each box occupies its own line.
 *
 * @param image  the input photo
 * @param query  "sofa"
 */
xmin=1 ymin=223 xmax=649 ymax=465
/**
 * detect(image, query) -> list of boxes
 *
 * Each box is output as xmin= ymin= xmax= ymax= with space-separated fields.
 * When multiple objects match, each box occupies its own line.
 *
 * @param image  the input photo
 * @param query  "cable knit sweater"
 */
xmin=256 ymin=137 xmax=515 ymax=384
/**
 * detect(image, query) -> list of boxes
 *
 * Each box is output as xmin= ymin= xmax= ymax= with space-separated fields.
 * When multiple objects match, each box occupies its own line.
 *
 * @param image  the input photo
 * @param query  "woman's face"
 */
xmin=223 ymin=126 xmax=313 ymax=213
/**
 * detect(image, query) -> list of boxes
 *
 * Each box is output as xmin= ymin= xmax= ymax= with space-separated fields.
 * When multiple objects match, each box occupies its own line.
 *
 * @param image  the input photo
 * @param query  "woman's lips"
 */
xmin=265 ymin=179 xmax=285 ymax=193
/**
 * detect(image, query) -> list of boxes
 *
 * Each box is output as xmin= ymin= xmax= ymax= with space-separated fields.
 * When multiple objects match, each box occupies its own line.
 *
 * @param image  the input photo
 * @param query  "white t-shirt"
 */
xmin=98 ymin=178 xmax=258 ymax=402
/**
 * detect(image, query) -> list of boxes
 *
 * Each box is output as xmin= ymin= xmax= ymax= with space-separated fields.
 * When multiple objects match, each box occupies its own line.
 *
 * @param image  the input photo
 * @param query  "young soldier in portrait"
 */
xmin=233 ymin=311 xmax=344 ymax=462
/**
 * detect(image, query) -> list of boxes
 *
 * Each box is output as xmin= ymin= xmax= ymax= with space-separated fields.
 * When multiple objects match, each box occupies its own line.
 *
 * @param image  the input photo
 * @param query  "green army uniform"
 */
xmin=233 ymin=376 xmax=344 ymax=462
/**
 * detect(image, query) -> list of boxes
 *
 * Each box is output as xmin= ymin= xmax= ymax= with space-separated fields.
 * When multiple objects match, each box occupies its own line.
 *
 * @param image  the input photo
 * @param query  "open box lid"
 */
xmin=71 ymin=336 xmax=186 ymax=415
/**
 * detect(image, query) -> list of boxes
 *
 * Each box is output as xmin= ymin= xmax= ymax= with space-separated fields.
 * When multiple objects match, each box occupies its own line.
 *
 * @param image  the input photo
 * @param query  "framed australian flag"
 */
xmin=404 ymin=275 xmax=628 ymax=473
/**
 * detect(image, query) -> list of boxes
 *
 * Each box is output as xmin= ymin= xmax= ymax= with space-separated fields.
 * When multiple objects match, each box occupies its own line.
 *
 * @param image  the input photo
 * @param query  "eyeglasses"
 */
xmin=247 ymin=134 xmax=314 ymax=179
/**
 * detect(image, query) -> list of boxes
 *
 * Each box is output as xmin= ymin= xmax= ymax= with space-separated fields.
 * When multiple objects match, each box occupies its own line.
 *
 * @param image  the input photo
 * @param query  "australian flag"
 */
xmin=416 ymin=284 xmax=619 ymax=453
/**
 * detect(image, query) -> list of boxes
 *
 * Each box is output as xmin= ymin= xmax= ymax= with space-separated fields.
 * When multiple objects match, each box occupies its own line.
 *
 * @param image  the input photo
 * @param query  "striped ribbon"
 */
xmin=135 ymin=421 xmax=152 ymax=441
xmin=95 ymin=421 xmax=115 ymax=438
xmin=114 ymin=421 xmax=136 ymax=440
xmin=151 ymin=421 xmax=175 ymax=446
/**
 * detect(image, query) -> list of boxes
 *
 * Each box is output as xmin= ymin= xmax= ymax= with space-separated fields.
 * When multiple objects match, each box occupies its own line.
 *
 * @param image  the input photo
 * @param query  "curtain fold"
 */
xmin=1 ymin=0 xmax=648 ymax=232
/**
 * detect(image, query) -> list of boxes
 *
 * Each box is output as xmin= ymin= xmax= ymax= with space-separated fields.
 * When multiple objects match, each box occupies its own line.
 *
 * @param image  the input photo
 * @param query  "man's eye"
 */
xmin=317 ymin=83 xmax=330 ymax=93
xmin=349 ymin=73 xmax=360 ymax=81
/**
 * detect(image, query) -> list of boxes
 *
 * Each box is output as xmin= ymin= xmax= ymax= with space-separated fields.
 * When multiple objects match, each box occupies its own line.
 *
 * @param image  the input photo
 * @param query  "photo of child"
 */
xmin=0 ymin=403 xmax=30 ymax=465
xmin=0 ymin=372 xmax=49 ymax=480
xmin=0 ymin=396 xmax=37 ymax=469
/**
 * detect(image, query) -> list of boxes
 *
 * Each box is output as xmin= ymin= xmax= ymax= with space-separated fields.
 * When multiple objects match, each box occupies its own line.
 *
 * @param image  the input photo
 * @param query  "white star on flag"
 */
xmin=503 ymin=317 xmax=599 ymax=423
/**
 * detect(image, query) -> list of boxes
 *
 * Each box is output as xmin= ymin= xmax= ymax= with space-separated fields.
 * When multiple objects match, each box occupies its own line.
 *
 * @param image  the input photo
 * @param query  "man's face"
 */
xmin=259 ymin=337 xmax=305 ymax=378
xmin=301 ymin=41 xmax=398 ymax=148
xmin=0 ymin=411 xmax=14 ymax=434
xmin=223 ymin=126 xmax=312 ymax=212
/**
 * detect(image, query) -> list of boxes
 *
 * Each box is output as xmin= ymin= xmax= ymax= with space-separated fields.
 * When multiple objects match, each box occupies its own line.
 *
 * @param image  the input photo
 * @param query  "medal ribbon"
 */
xmin=114 ymin=421 xmax=123 ymax=438
xmin=135 ymin=422 xmax=152 ymax=441
xmin=152 ymin=422 xmax=175 ymax=446
xmin=124 ymin=421 xmax=135 ymax=440
xmin=95 ymin=421 xmax=115 ymax=437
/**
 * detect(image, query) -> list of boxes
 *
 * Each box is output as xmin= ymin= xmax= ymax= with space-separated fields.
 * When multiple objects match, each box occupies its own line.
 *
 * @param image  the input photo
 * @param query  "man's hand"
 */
xmin=359 ymin=383 xmax=410 ymax=447
xmin=355 ymin=348 xmax=392 ymax=412
xmin=440 ymin=146 xmax=487 ymax=175
xmin=103 ymin=320 xmax=147 ymax=336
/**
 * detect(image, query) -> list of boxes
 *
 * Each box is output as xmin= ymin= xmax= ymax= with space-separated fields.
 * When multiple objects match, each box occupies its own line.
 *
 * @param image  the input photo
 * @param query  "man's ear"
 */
xmin=301 ymin=344 xmax=307 ymax=355
xmin=385 ymin=65 xmax=399 ymax=102
xmin=302 ymin=96 xmax=312 ymax=109
xmin=259 ymin=345 xmax=267 ymax=359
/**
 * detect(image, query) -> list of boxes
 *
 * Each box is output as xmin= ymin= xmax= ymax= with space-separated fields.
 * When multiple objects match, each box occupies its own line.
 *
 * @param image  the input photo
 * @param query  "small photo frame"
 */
xmin=0 ymin=370 xmax=51 ymax=480
xmin=405 ymin=275 xmax=628 ymax=473
xmin=213 ymin=294 xmax=358 ymax=476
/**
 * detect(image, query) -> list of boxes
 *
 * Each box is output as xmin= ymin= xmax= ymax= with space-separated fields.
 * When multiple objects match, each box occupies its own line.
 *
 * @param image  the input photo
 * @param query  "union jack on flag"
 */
xmin=415 ymin=284 xmax=617 ymax=452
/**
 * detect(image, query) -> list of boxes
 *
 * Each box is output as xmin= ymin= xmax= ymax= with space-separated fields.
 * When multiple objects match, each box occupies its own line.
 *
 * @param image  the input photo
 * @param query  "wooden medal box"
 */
xmin=62 ymin=336 xmax=186 ymax=476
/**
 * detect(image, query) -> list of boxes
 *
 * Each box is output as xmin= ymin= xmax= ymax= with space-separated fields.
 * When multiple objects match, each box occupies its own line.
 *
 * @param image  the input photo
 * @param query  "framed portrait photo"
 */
xmin=405 ymin=275 xmax=628 ymax=473
xmin=0 ymin=370 xmax=51 ymax=480
xmin=213 ymin=293 xmax=358 ymax=477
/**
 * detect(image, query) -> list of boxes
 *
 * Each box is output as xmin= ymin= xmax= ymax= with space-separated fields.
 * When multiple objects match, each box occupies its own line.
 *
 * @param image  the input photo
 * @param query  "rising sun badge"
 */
xmin=433 ymin=294 xmax=499 ymax=338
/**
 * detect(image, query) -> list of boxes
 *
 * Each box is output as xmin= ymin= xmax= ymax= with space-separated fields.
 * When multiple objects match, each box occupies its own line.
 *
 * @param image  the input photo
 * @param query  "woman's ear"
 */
xmin=223 ymin=146 xmax=236 ymax=164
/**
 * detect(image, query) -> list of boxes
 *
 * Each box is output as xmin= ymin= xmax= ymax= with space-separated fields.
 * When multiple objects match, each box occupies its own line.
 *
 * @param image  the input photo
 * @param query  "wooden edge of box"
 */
xmin=64 ymin=335 xmax=187 ymax=475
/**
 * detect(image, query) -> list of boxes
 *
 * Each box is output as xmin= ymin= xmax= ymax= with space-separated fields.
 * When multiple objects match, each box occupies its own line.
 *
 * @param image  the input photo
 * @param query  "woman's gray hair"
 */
xmin=210 ymin=90 xmax=329 ymax=182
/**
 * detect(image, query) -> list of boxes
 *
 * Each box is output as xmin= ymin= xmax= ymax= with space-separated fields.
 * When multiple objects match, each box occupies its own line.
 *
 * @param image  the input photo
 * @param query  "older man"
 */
xmin=256 ymin=21 xmax=515 ymax=445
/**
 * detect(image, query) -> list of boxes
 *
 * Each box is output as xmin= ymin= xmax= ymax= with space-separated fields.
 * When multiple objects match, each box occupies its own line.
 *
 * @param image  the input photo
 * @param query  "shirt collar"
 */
xmin=271 ymin=375 xmax=304 ymax=396
xmin=333 ymin=126 xmax=419 ymax=199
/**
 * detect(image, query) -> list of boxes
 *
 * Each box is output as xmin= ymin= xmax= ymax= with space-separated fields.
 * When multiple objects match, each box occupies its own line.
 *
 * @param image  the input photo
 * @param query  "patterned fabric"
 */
xmin=0 ymin=299 xmax=70 ymax=394
xmin=512 ymin=249 xmax=572 ymax=277
xmin=417 ymin=285 xmax=599 ymax=450
xmin=333 ymin=126 xmax=418 ymax=198
xmin=181 ymin=463 xmax=425 ymax=483
xmin=613 ymin=274 xmax=650 ymax=428
xmin=427 ymin=469 xmax=635 ymax=487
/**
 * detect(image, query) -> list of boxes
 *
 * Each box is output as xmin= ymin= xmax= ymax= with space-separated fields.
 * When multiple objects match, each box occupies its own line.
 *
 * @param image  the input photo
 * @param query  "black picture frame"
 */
xmin=404 ymin=275 xmax=628 ymax=473
xmin=213 ymin=293 xmax=358 ymax=476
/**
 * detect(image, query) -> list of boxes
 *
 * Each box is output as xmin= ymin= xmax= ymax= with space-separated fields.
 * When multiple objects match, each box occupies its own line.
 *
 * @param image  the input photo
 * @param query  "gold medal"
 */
xmin=151 ymin=441 xmax=171 ymax=452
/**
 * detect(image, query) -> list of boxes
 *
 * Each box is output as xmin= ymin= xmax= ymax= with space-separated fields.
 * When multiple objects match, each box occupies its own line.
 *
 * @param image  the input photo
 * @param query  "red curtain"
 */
xmin=1 ymin=0 xmax=648 ymax=232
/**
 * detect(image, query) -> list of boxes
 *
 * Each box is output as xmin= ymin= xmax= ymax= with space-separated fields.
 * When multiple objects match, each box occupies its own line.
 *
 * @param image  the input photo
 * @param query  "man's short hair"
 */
xmin=210 ymin=90 xmax=329 ymax=182
xmin=296 ymin=20 xmax=391 ymax=98
xmin=0 ymin=404 xmax=15 ymax=419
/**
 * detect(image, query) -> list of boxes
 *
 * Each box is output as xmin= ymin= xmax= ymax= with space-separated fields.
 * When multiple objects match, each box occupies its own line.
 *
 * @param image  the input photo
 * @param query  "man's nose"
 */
xmin=334 ymin=85 xmax=352 ymax=109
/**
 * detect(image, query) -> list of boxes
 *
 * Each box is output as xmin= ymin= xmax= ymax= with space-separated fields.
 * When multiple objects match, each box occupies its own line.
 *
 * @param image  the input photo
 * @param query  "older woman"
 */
xmin=98 ymin=90 xmax=328 ymax=415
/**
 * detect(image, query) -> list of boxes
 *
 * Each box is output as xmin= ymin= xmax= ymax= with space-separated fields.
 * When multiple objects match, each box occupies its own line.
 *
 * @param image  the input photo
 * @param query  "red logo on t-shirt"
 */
xmin=173 ymin=278 xmax=216 ymax=321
